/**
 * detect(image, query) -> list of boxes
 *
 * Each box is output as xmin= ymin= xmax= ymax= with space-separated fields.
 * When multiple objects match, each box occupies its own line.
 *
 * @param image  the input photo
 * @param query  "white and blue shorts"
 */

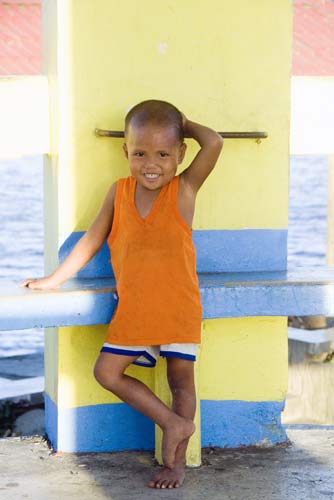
xmin=100 ymin=342 xmax=199 ymax=368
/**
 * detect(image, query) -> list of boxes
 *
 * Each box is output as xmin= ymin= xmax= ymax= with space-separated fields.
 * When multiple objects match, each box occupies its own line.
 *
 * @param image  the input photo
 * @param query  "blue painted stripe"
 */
xmin=200 ymin=400 xmax=287 ymax=448
xmin=44 ymin=393 xmax=58 ymax=450
xmin=44 ymin=393 xmax=155 ymax=453
xmin=193 ymin=229 xmax=287 ymax=272
xmin=160 ymin=350 xmax=196 ymax=361
xmin=44 ymin=394 xmax=287 ymax=452
xmin=59 ymin=229 xmax=287 ymax=277
xmin=59 ymin=233 xmax=113 ymax=278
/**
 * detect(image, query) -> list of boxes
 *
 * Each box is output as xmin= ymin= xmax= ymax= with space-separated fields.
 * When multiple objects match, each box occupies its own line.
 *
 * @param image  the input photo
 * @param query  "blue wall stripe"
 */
xmin=44 ymin=393 xmax=154 ymax=453
xmin=59 ymin=232 xmax=113 ymax=278
xmin=59 ymin=229 xmax=287 ymax=277
xmin=201 ymin=400 xmax=287 ymax=447
xmin=44 ymin=394 xmax=286 ymax=452
xmin=45 ymin=393 xmax=58 ymax=450
xmin=193 ymin=229 xmax=287 ymax=272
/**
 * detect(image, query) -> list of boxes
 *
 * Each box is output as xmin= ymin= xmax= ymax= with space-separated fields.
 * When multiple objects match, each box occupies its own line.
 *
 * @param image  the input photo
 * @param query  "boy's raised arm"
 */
xmin=181 ymin=114 xmax=224 ymax=193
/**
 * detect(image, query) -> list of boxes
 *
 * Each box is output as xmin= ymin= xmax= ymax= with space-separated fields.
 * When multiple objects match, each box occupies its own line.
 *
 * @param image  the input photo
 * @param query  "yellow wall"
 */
xmin=50 ymin=317 xmax=288 ymax=409
xmin=43 ymin=0 xmax=292 ymax=409
xmin=200 ymin=317 xmax=288 ymax=401
xmin=57 ymin=326 xmax=155 ymax=409
xmin=47 ymin=0 xmax=292 ymax=235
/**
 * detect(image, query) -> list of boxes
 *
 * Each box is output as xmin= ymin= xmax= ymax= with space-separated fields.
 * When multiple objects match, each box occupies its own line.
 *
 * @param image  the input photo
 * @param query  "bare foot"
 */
xmin=162 ymin=416 xmax=195 ymax=469
xmin=147 ymin=465 xmax=185 ymax=489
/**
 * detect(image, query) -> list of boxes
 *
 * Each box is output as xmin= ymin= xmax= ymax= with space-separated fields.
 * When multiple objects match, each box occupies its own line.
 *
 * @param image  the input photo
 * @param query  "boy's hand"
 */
xmin=19 ymin=276 xmax=61 ymax=290
xmin=180 ymin=117 xmax=224 ymax=193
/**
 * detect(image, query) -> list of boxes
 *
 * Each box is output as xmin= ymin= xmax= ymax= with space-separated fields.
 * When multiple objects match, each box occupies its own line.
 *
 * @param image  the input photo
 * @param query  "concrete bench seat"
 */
xmin=1 ymin=266 xmax=334 ymax=331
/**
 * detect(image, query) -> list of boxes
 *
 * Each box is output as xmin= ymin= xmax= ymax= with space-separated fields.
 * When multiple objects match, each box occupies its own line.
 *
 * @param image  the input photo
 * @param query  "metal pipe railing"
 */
xmin=95 ymin=129 xmax=268 ymax=139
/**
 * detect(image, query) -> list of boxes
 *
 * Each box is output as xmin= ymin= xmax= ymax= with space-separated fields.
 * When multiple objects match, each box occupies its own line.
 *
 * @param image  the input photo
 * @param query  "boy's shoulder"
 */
xmin=112 ymin=176 xmax=131 ymax=189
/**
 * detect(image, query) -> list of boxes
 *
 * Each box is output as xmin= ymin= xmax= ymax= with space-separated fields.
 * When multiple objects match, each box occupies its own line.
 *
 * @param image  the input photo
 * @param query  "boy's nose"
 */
xmin=145 ymin=161 xmax=158 ymax=168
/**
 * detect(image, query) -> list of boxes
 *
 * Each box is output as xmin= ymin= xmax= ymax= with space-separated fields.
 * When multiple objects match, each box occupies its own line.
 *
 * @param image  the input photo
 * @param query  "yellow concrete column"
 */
xmin=42 ymin=0 xmax=292 ymax=453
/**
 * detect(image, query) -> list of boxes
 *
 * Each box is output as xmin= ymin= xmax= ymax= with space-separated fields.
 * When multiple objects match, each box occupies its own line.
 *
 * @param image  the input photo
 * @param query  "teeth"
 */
xmin=145 ymin=174 xmax=159 ymax=178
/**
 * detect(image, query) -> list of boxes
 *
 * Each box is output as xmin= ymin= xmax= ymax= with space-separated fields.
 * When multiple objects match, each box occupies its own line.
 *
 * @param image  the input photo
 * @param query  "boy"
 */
xmin=21 ymin=100 xmax=224 ymax=489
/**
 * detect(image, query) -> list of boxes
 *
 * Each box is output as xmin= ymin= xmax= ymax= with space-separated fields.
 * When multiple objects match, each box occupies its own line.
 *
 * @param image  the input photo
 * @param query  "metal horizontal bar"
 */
xmin=94 ymin=128 xmax=268 ymax=139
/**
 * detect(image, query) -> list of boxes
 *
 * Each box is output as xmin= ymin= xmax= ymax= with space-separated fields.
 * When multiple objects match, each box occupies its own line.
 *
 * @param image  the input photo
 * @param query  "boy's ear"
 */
xmin=123 ymin=143 xmax=128 ymax=159
xmin=178 ymin=142 xmax=187 ymax=164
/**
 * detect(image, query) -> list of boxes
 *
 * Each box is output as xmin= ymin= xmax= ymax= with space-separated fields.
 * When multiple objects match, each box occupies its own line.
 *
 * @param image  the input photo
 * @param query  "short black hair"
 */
xmin=124 ymin=99 xmax=184 ymax=143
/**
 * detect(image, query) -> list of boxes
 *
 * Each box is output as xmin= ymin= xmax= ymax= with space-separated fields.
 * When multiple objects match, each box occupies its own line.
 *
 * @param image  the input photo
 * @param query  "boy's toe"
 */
xmin=147 ymin=478 xmax=159 ymax=488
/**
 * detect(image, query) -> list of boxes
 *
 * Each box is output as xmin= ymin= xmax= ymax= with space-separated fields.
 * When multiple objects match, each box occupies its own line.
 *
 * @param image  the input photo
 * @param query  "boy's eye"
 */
xmin=159 ymin=152 xmax=169 ymax=157
xmin=134 ymin=152 xmax=144 ymax=157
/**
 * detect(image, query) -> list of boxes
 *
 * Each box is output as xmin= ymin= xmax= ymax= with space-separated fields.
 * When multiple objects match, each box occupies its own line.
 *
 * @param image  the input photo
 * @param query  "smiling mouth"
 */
xmin=143 ymin=173 xmax=160 ymax=179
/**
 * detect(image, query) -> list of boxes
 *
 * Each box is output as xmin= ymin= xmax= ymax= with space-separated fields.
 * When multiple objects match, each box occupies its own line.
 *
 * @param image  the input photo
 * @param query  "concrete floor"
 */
xmin=1 ymin=429 xmax=334 ymax=500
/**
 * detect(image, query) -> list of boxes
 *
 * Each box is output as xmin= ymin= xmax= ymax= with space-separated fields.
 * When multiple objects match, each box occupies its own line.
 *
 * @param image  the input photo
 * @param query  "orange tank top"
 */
xmin=105 ymin=174 xmax=203 ymax=346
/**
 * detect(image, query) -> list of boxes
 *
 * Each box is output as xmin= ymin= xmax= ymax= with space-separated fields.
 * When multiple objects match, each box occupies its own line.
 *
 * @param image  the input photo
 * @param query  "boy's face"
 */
xmin=123 ymin=123 xmax=186 ymax=190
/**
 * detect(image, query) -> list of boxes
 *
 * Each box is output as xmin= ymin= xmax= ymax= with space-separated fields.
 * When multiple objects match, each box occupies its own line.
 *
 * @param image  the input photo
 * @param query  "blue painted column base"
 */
xmin=44 ymin=393 xmax=155 ymax=452
xmin=201 ymin=400 xmax=287 ymax=447
xmin=44 ymin=394 xmax=287 ymax=452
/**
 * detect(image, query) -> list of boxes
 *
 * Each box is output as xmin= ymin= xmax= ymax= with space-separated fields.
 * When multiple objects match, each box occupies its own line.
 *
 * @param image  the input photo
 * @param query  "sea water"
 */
xmin=0 ymin=155 xmax=43 ymax=357
xmin=0 ymin=154 xmax=330 ymax=358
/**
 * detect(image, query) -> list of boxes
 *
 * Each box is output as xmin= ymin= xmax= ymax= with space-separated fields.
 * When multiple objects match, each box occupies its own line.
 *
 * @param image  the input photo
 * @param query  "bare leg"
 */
xmin=93 ymin=352 xmax=195 ymax=469
xmin=148 ymin=357 xmax=196 ymax=489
